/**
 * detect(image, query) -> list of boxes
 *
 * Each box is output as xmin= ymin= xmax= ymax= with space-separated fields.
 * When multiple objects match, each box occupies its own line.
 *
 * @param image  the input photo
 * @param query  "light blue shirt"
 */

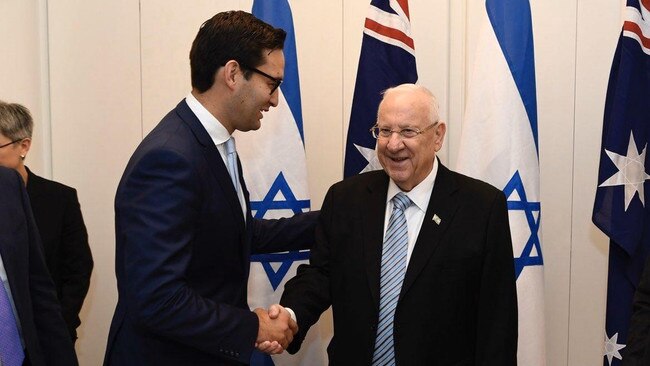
xmin=0 ymin=251 xmax=25 ymax=346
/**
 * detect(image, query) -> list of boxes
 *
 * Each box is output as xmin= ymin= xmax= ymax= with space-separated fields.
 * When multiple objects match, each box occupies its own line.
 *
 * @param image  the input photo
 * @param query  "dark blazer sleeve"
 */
xmin=280 ymin=188 xmax=335 ymax=353
xmin=623 ymin=256 xmax=650 ymax=366
xmin=6 ymin=169 xmax=79 ymax=365
xmin=475 ymin=190 xmax=518 ymax=365
xmin=116 ymin=148 xmax=258 ymax=360
xmin=58 ymin=187 xmax=93 ymax=338
xmin=250 ymin=211 xmax=319 ymax=255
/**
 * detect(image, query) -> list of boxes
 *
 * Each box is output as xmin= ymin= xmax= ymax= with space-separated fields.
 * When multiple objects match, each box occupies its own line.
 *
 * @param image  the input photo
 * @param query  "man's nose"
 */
xmin=269 ymin=88 xmax=279 ymax=107
xmin=385 ymin=132 xmax=404 ymax=150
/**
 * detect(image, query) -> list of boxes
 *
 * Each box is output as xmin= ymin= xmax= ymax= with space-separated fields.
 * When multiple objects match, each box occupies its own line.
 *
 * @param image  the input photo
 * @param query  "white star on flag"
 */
xmin=604 ymin=332 xmax=626 ymax=365
xmin=599 ymin=131 xmax=650 ymax=210
xmin=355 ymin=143 xmax=383 ymax=173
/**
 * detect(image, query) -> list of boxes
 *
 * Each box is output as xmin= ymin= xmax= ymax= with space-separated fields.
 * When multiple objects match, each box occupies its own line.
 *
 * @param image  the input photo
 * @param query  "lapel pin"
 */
xmin=432 ymin=214 xmax=441 ymax=225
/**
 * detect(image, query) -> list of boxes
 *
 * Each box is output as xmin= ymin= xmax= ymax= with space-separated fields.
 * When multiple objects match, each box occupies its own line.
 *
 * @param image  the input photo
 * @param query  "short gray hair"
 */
xmin=0 ymin=101 xmax=33 ymax=140
xmin=380 ymin=83 xmax=440 ymax=124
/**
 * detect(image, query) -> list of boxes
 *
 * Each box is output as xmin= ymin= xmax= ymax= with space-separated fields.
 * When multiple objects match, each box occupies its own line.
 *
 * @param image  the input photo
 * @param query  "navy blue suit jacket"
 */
xmin=104 ymin=100 xmax=317 ymax=365
xmin=0 ymin=167 xmax=78 ymax=366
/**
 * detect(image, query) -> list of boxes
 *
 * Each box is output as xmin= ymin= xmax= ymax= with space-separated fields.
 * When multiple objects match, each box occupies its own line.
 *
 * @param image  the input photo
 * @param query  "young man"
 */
xmin=104 ymin=11 xmax=316 ymax=366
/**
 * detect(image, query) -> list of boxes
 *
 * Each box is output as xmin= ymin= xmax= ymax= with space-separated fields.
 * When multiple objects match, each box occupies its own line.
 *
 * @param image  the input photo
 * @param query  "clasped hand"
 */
xmin=254 ymin=304 xmax=298 ymax=354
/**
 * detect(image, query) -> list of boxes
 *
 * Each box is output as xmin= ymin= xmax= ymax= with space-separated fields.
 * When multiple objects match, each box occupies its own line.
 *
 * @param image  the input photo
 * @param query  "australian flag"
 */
xmin=592 ymin=1 xmax=650 ymax=365
xmin=343 ymin=0 xmax=418 ymax=177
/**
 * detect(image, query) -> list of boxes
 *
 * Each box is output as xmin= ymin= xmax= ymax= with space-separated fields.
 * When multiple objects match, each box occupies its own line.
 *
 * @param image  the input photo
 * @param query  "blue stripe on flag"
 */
xmin=252 ymin=0 xmax=304 ymax=141
xmin=486 ymin=0 xmax=539 ymax=153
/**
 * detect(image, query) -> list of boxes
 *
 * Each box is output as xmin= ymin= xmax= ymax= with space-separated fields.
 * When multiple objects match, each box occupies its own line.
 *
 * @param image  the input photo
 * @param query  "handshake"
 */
xmin=254 ymin=304 xmax=298 ymax=354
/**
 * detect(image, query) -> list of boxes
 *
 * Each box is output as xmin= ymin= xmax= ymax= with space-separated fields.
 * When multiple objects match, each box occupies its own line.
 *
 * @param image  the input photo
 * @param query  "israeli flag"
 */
xmin=236 ymin=1 xmax=330 ymax=365
xmin=455 ymin=0 xmax=546 ymax=365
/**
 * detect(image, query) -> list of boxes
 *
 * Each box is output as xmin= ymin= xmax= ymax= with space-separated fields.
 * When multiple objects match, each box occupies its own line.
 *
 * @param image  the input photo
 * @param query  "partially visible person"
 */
xmin=623 ymin=255 xmax=650 ymax=365
xmin=0 ymin=101 xmax=93 ymax=342
xmin=104 ymin=10 xmax=316 ymax=366
xmin=280 ymin=84 xmax=518 ymax=365
xmin=0 ymin=165 xmax=78 ymax=365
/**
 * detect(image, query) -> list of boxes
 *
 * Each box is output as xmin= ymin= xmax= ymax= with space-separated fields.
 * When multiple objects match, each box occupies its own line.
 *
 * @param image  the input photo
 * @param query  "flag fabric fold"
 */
xmin=343 ymin=0 xmax=417 ymax=177
xmin=593 ymin=1 xmax=650 ymax=365
xmin=456 ymin=0 xmax=546 ymax=365
xmin=239 ymin=1 xmax=329 ymax=365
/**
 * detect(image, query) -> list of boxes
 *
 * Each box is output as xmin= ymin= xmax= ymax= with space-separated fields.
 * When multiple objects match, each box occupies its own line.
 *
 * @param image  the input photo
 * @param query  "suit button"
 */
xmin=370 ymin=324 xmax=376 ymax=331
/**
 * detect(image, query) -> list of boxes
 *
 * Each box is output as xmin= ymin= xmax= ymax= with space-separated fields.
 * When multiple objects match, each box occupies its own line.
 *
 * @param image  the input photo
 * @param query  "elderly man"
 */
xmin=280 ymin=84 xmax=518 ymax=365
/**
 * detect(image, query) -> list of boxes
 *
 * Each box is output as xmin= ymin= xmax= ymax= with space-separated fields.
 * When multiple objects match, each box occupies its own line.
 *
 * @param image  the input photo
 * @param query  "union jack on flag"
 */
xmin=344 ymin=0 xmax=418 ymax=177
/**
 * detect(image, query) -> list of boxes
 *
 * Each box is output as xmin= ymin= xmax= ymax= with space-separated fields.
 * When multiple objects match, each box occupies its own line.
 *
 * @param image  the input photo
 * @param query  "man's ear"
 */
xmin=433 ymin=122 xmax=446 ymax=152
xmin=222 ymin=60 xmax=242 ymax=90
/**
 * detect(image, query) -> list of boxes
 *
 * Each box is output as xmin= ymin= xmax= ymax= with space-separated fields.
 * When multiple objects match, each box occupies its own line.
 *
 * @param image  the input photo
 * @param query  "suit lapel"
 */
xmin=175 ymin=101 xmax=245 ymax=226
xmin=400 ymin=163 xmax=459 ymax=299
xmin=362 ymin=172 xmax=390 ymax=307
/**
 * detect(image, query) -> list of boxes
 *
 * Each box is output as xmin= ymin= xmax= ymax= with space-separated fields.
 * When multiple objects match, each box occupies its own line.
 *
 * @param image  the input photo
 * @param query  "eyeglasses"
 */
xmin=240 ymin=63 xmax=282 ymax=95
xmin=370 ymin=122 xmax=438 ymax=139
xmin=0 ymin=139 xmax=23 ymax=149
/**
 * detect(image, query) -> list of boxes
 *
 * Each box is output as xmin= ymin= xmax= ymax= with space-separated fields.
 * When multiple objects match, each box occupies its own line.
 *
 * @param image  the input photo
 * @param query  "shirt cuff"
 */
xmin=284 ymin=307 xmax=297 ymax=323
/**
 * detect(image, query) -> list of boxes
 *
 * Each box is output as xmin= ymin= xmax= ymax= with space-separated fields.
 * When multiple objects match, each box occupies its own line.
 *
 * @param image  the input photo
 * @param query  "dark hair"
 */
xmin=190 ymin=10 xmax=287 ymax=93
xmin=0 ymin=101 xmax=33 ymax=140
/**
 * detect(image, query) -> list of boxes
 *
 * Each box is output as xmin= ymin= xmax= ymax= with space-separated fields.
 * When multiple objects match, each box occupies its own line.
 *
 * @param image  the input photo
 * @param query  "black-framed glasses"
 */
xmin=0 ymin=139 xmax=23 ymax=149
xmin=370 ymin=122 xmax=438 ymax=139
xmin=240 ymin=63 xmax=282 ymax=95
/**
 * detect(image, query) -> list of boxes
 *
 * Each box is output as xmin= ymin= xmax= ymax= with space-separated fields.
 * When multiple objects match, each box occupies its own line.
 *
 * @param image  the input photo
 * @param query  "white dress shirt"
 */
xmin=384 ymin=158 xmax=438 ymax=266
xmin=185 ymin=92 xmax=246 ymax=219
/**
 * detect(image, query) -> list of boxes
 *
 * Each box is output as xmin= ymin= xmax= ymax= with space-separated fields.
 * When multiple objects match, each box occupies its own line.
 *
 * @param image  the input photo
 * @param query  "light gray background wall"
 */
xmin=0 ymin=0 xmax=620 ymax=364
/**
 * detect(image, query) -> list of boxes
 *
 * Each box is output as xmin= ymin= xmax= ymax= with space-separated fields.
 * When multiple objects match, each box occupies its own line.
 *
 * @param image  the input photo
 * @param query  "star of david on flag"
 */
xmin=236 ymin=1 xmax=330 ymax=365
xmin=504 ymin=172 xmax=542 ymax=279
xmin=344 ymin=0 xmax=417 ymax=177
xmin=455 ymin=0 xmax=546 ymax=364
xmin=592 ymin=1 xmax=650 ymax=364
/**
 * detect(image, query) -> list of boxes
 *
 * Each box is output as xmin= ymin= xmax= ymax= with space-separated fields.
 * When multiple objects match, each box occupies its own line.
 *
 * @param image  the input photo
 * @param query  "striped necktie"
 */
xmin=372 ymin=192 xmax=412 ymax=366
xmin=0 ymin=281 xmax=24 ymax=366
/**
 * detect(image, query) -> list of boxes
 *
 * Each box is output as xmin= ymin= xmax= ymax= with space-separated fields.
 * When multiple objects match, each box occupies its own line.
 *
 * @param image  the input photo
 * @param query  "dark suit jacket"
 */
xmin=25 ymin=167 xmax=93 ymax=340
xmin=104 ymin=100 xmax=317 ymax=366
xmin=0 ymin=166 xmax=78 ymax=366
xmin=281 ymin=163 xmax=518 ymax=365
xmin=623 ymin=255 xmax=650 ymax=365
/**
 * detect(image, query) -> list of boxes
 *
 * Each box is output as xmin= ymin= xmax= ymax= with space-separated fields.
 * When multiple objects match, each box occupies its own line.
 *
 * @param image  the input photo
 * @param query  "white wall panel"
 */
xmin=47 ymin=1 xmax=142 ymax=364
xmin=569 ymin=0 xmax=623 ymax=365
xmin=0 ymin=0 xmax=49 ymax=175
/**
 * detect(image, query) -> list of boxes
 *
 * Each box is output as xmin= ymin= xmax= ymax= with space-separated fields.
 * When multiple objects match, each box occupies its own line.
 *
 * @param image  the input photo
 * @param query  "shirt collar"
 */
xmin=185 ymin=92 xmax=231 ymax=146
xmin=387 ymin=158 xmax=439 ymax=212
